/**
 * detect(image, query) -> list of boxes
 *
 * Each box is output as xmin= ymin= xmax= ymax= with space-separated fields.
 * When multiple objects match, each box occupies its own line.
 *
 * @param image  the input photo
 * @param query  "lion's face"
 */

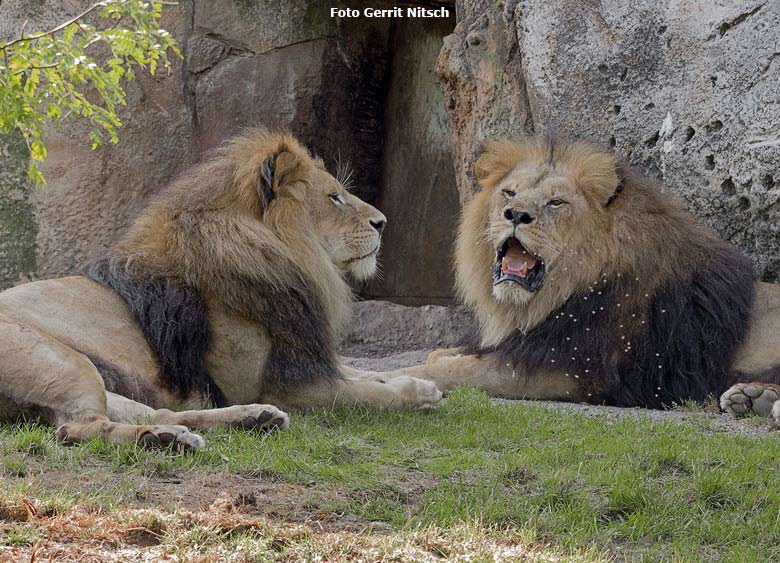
xmin=466 ymin=139 xmax=619 ymax=308
xmin=487 ymin=164 xmax=589 ymax=304
xmin=260 ymin=148 xmax=387 ymax=283
xmin=307 ymin=167 xmax=387 ymax=281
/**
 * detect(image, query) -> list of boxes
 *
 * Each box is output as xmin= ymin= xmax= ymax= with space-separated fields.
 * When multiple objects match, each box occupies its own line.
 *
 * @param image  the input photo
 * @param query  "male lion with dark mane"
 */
xmin=0 ymin=129 xmax=441 ymax=449
xmin=383 ymin=137 xmax=780 ymax=421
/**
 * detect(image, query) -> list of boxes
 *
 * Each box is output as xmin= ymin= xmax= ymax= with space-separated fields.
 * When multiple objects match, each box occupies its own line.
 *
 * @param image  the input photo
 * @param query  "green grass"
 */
xmin=2 ymin=388 xmax=780 ymax=561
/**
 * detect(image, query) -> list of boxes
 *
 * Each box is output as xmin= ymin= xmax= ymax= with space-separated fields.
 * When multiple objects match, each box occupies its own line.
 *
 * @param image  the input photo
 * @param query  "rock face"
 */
xmin=436 ymin=1 xmax=532 ymax=207
xmin=189 ymin=2 xmax=393 ymax=206
xmin=1 ymin=0 xmax=197 ymax=282
xmin=438 ymin=0 xmax=780 ymax=281
xmin=340 ymin=300 xmax=473 ymax=358
xmin=0 ymin=133 xmax=36 ymax=288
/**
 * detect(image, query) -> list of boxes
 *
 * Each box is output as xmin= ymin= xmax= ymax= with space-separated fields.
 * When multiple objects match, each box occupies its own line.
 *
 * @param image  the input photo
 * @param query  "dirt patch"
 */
xmin=2 ymin=466 xmax=389 ymax=534
xmin=138 ymin=472 xmax=381 ymax=533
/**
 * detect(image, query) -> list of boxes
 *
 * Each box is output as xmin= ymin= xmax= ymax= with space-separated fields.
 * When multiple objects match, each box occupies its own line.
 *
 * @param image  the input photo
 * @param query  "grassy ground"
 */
xmin=1 ymin=388 xmax=779 ymax=562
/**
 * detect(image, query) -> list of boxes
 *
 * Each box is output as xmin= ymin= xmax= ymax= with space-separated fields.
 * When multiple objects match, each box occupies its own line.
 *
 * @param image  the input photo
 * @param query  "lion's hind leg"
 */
xmin=0 ymin=319 xmax=204 ymax=450
xmin=720 ymin=383 xmax=780 ymax=425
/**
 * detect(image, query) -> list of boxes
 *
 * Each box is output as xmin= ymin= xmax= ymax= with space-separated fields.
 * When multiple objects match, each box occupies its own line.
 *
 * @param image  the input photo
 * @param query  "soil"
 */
xmin=3 ymin=465 xmax=389 ymax=534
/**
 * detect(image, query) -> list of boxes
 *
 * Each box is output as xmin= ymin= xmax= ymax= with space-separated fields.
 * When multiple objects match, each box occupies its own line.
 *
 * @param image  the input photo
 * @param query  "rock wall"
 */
xmin=0 ymin=2 xmax=72 ymax=288
xmin=1 ymin=0 xmax=196 ymax=282
xmin=439 ymin=0 xmax=780 ymax=281
xmin=1 ymin=0 xmax=777 ymax=296
xmin=0 ymin=133 xmax=37 ymax=288
xmin=188 ymin=2 xmax=393 ymax=205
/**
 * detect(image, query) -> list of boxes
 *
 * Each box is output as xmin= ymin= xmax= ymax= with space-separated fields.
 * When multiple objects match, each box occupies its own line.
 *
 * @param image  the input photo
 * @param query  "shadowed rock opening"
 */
xmin=188 ymin=1 xmax=459 ymax=305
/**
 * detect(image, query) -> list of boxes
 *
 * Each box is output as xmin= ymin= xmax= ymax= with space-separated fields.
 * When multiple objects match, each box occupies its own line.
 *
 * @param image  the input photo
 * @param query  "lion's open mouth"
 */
xmin=493 ymin=237 xmax=545 ymax=292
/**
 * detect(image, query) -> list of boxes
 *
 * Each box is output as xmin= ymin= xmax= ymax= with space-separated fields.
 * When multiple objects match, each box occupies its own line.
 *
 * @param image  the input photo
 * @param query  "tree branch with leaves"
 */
xmin=0 ymin=0 xmax=180 ymax=184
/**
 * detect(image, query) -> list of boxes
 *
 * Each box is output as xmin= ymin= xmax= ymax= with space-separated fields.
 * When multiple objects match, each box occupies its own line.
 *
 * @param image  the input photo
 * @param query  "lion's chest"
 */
xmin=205 ymin=305 xmax=272 ymax=405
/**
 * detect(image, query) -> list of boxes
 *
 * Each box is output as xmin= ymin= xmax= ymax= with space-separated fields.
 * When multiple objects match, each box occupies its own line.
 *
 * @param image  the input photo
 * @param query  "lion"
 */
xmin=379 ymin=137 xmax=780 ymax=422
xmin=0 ymin=129 xmax=442 ymax=450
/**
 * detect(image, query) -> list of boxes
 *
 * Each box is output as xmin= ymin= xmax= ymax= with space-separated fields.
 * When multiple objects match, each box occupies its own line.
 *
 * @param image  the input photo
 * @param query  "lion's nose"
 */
xmin=369 ymin=218 xmax=386 ymax=234
xmin=504 ymin=208 xmax=534 ymax=225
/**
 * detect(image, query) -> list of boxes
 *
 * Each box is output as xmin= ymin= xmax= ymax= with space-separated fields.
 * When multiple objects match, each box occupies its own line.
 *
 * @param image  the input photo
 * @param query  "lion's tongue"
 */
xmin=502 ymin=245 xmax=537 ymax=278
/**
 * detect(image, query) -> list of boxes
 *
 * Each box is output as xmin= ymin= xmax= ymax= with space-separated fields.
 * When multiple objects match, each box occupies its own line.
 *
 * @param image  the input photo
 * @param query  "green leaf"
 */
xmin=0 ymin=0 xmax=181 ymax=184
xmin=30 ymin=140 xmax=46 ymax=162
xmin=46 ymin=103 xmax=61 ymax=119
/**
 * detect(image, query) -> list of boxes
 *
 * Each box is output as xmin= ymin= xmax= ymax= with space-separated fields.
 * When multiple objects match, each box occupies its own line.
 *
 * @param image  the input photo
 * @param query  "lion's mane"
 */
xmin=84 ymin=129 xmax=353 ymax=405
xmin=457 ymin=138 xmax=755 ymax=407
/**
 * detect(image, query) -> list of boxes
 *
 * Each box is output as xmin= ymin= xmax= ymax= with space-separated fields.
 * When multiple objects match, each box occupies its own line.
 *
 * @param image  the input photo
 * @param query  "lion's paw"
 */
xmin=56 ymin=421 xmax=205 ymax=451
xmin=227 ymin=404 xmax=290 ymax=433
xmin=384 ymin=376 xmax=443 ymax=408
xmin=425 ymin=347 xmax=463 ymax=365
xmin=138 ymin=425 xmax=206 ymax=451
xmin=720 ymin=382 xmax=780 ymax=422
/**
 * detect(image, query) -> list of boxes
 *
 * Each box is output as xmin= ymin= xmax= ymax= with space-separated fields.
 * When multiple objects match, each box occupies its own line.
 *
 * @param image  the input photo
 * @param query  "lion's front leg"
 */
xmin=387 ymin=353 xmax=586 ymax=401
xmin=268 ymin=376 xmax=442 ymax=410
xmin=106 ymin=392 xmax=289 ymax=433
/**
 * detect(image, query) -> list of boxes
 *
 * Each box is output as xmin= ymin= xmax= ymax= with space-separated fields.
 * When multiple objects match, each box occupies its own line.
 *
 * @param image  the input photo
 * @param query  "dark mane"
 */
xmin=83 ymin=256 xmax=227 ymax=407
xmin=479 ymin=243 xmax=755 ymax=408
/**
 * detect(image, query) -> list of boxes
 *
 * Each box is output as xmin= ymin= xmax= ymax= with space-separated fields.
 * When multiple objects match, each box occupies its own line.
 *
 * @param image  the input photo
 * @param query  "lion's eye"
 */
xmin=502 ymin=189 xmax=516 ymax=199
xmin=547 ymin=199 xmax=567 ymax=208
xmin=329 ymin=193 xmax=346 ymax=206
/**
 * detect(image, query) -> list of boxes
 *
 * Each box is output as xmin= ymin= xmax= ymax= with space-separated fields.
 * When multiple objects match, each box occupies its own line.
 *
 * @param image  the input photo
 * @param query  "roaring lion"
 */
xmin=387 ymin=137 xmax=780 ymax=421
xmin=0 ymin=129 xmax=441 ymax=449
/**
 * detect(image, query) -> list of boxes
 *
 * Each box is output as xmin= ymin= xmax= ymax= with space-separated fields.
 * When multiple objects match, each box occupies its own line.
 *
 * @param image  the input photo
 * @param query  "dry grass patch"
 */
xmin=0 ymin=495 xmax=601 ymax=562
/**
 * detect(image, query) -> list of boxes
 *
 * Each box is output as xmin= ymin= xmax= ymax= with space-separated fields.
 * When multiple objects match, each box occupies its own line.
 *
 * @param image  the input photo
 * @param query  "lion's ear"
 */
xmin=604 ymin=163 xmax=626 ymax=208
xmin=259 ymin=154 xmax=276 ymax=208
xmin=571 ymin=148 xmax=622 ymax=208
xmin=474 ymin=141 xmax=524 ymax=191
xmin=258 ymin=145 xmax=305 ymax=208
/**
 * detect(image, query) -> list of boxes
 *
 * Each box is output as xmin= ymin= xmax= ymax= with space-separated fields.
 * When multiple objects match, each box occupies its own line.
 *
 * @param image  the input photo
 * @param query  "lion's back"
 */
xmin=0 ymin=277 xmax=159 ymax=380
